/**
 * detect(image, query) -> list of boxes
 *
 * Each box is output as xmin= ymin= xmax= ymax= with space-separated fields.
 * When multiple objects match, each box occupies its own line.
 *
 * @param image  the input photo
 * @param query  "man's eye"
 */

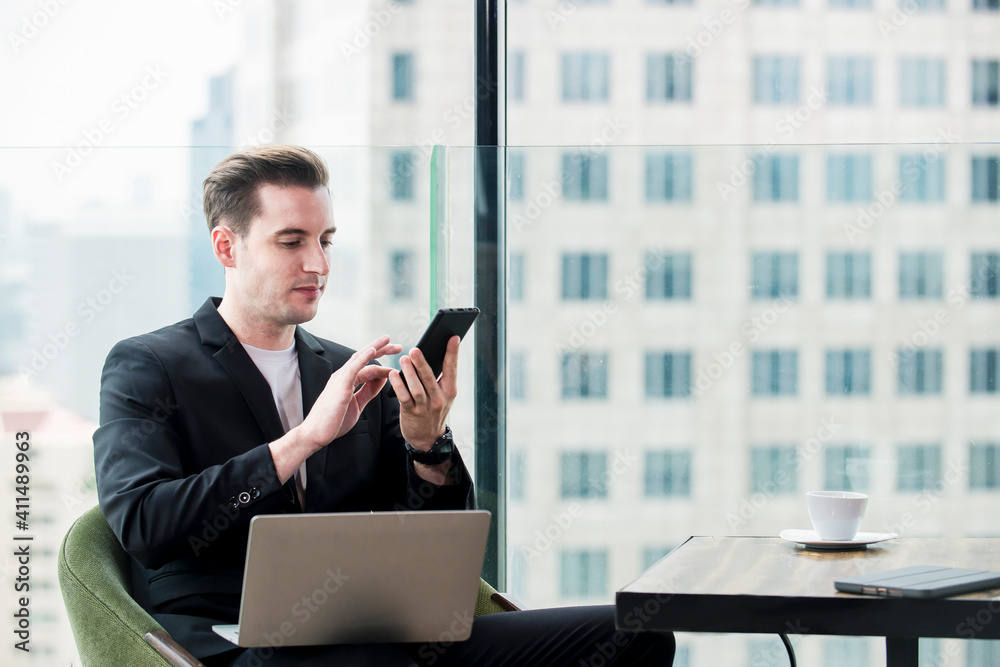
xmin=321 ymin=240 xmax=335 ymax=248
xmin=280 ymin=241 xmax=300 ymax=248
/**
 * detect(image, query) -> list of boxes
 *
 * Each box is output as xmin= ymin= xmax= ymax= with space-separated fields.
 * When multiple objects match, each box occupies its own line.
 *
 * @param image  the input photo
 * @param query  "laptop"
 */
xmin=835 ymin=565 xmax=1000 ymax=599
xmin=212 ymin=510 xmax=491 ymax=647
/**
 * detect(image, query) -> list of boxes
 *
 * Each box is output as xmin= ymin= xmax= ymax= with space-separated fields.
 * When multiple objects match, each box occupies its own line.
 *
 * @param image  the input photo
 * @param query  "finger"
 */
xmin=366 ymin=334 xmax=392 ymax=351
xmin=399 ymin=354 xmax=428 ymax=402
xmin=356 ymin=365 xmax=393 ymax=385
xmin=408 ymin=347 xmax=441 ymax=397
xmin=373 ymin=343 xmax=403 ymax=359
xmin=388 ymin=369 xmax=412 ymax=402
xmin=437 ymin=336 xmax=461 ymax=397
xmin=353 ymin=376 xmax=388 ymax=409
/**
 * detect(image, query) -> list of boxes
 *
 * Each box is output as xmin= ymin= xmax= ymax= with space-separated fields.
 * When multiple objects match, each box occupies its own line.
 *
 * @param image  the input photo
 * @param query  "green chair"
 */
xmin=59 ymin=505 xmax=518 ymax=667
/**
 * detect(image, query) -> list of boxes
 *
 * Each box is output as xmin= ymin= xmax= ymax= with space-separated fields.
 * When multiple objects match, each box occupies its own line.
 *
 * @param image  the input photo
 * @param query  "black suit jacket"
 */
xmin=94 ymin=297 xmax=475 ymax=659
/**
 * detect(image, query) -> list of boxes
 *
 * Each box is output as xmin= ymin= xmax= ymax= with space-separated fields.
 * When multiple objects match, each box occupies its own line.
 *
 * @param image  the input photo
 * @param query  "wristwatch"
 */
xmin=404 ymin=426 xmax=455 ymax=465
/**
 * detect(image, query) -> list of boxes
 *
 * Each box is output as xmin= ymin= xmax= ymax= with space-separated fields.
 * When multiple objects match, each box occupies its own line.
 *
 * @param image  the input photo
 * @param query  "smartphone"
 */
xmin=388 ymin=307 xmax=480 ymax=397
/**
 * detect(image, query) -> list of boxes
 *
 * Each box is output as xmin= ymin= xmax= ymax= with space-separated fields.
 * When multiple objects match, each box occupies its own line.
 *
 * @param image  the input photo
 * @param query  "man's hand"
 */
xmin=388 ymin=335 xmax=460 ymax=452
xmin=270 ymin=335 xmax=400 ymax=484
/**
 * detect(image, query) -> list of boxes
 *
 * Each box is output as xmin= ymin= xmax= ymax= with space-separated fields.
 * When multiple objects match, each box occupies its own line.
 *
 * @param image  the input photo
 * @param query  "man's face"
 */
xmin=229 ymin=183 xmax=336 ymax=328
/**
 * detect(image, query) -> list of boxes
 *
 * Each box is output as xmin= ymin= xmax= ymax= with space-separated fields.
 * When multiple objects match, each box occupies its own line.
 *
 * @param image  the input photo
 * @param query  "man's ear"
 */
xmin=211 ymin=226 xmax=239 ymax=268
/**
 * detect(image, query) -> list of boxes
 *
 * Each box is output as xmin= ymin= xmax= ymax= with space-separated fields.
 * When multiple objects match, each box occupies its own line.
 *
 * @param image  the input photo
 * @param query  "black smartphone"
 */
xmin=388 ymin=307 xmax=480 ymax=397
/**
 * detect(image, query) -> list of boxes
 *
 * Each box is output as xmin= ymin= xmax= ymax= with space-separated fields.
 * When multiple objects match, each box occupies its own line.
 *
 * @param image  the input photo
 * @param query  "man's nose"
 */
xmin=304 ymin=241 xmax=330 ymax=275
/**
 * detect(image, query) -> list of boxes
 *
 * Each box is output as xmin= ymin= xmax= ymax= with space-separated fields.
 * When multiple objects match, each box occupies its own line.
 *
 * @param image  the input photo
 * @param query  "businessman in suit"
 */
xmin=94 ymin=145 xmax=675 ymax=666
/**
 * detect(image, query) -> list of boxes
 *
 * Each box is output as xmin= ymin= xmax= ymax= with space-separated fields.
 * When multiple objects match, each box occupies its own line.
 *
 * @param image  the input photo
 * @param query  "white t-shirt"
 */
xmin=241 ymin=341 xmax=307 ymax=505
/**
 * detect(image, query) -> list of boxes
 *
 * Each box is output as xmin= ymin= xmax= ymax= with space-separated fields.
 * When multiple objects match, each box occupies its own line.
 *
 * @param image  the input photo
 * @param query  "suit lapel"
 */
xmin=295 ymin=326 xmax=337 ymax=509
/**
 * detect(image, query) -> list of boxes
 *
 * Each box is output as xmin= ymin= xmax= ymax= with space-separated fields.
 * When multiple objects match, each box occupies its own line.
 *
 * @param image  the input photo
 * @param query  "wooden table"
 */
xmin=616 ymin=536 xmax=1000 ymax=667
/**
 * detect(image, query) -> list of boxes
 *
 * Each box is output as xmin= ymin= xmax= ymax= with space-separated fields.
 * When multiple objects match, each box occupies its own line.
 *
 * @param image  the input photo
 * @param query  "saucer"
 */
xmin=779 ymin=529 xmax=898 ymax=551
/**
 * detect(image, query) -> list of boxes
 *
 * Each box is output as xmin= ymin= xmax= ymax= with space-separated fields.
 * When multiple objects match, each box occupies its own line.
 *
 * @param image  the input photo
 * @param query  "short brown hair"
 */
xmin=202 ymin=144 xmax=329 ymax=238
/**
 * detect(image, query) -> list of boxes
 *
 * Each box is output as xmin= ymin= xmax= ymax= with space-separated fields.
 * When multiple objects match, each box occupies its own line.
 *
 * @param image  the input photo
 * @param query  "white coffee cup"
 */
xmin=806 ymin=491 xmax=868 ymax=541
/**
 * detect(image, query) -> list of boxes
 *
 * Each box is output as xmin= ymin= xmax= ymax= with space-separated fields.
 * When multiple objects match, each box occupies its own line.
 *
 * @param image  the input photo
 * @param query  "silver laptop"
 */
xmin=212 ymin=510 xmax=491 ymax=647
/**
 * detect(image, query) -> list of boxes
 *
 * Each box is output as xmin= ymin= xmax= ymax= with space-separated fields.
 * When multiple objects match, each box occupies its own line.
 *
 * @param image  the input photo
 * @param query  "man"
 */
xmin=94 ymin=145 xmax=675 ymax=666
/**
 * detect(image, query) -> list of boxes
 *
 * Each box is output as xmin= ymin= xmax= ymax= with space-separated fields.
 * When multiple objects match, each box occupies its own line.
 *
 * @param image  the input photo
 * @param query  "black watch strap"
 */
xmin=405 ymin=426 xmax=455 ymax=465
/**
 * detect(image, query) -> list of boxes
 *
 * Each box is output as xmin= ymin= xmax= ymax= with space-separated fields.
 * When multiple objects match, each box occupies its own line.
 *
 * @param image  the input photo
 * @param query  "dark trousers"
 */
xmin=210 ymin=605 xmax=675 ymax=667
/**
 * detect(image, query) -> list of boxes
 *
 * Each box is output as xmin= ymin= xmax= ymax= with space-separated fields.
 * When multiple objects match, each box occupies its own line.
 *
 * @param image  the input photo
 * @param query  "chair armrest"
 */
xmin=144 ymin=631 xmax=206 ymax=667
xmin=490 ymin=591 xmax=525 ymax=612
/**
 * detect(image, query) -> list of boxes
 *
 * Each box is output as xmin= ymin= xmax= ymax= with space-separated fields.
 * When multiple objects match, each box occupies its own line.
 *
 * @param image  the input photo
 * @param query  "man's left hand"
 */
xmin=389 ymin=335 xmax=460 ymax=451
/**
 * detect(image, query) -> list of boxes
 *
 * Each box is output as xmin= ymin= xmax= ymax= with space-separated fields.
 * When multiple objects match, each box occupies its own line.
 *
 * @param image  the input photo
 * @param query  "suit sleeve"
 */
xmin=94 ymin=338 xmax=291 ymax=570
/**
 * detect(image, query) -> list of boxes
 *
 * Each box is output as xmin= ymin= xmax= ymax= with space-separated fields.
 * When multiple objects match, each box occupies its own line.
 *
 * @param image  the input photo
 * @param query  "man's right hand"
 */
xmin=269 ymin=335 xmax=400 ymax=484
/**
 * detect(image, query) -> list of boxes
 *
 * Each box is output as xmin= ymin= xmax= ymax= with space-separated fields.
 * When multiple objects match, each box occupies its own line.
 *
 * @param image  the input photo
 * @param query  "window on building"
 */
xmin=825 ymin=445 xmax=871 ymax=492
xmin=897 ymin=349 xmax=944 ymax=395
xmin=827 ymin=154 xmax=873 ymax=202
xmin=826 ymin=349 xmax=872 ymax=396
xmin=510 ymin=51 xmax=525 ymax=102
xmin=645 ymin=152 xmax=693 ymax=201
xmin=389 ymin=250 xmax=414 ymax=300
xmin=750 ymin=446 xmax=797 ymax=494
xmin=391 ymin=52 xmax=414 ymax=101
xmin=644 ymin=450 xmax=692 ymax=497
xmin=899 ymin=154 xmax=945 ymax=202
xmin=560 ymin=452 xmax=608 ymax=498
xmin=753 ymin=155 xmax=799 ymax=202
xmin=562 ymin=53 xmax=610 ymax=101
xmin=562 ymin=252 xmax=608 ymax=299
xmin=389 ymin=151 xmax=416 ymax=200
xmin=899 ymin=58 xmax=946 ymax=107
xmin=645 ymin=352 xmax=692 ymax=398
xmin=972 ymin=156 xmax=1000 ymax=202
xmin=562 ymin=152 xmax=609 ymax=201
xmin=646 ymin=54 xmax=693 ymax=102
xmin=508 ymin=151 xmax=525 ymax=202
xmin=509 ymin=251 xmax=525 ymax=301
xmin=753 ymin=56 xmax=800 ymax=104
xmin=561 ymin=352 xmax=609 ymax=398
xmin=642 ymin=546 xmax=674 ymax=571
xmin=509 ymin=449 xmax=526 ymax=500
xmin=753 ymin=0 xmax=800 ymax=7
xmin=973 ymin=0 xmax=1000 ymax=8
xmin=559 ymin=549 xmax=607 ymax=598
xmin=752 ymin=350 xmax=798 ymax=396
xmin=827 ymin=251 xmax=872 ymax=299
xmin=827 ymin=57 xmax=873 ymax=104
xmin=899 ymin=252 xmax=944 ymax=298
xmin=969 ymin=444 xmax=1000 ymax=490
xmin=897 ymin=444 xmax=942 ymax=491
xmin=645 ymin=252 xmax=692 ymax=300
xmin=824 ymin=637 xmax=871 ymax=667
xmin=971 ymin=252 xmax=1000 ymax=298
xmin=509 ymin=349 xmax=527 ymax=401
xmin=971 ymin=349 xmax=999 ymax=393
xmin=751 ymin=252 xmax=798 ymax=298
xmin=972 ymin=60 xmax=999 ymax=106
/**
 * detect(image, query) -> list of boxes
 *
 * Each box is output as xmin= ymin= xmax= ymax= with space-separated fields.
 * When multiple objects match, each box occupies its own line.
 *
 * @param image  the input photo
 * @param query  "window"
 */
xmin=899 ymin=58 xmax=945 ymax=107
xmin=389 ymin=251 xmax=414 ymax=300
xmin=562 ymin=252 xmax=608 ymax=299
xmin=967 ymin=640 xmax=1000 ymax=665
xmin=825 ymin=445 xmax=871 ymax=492
xmin=645 ymin=352 xmax=692 ymax=398
xmin=751 ymin=252 xmax=798 ymax=298
xmin=827 ymin=252 xmax=872 ymax=298
xmin=642 ymin=546 xmax=674 ymax=571
xmin=973 ymin=0 xmax=1000 ymax=8
xmin=969 ymin=444 xmax=1000 ymax=490
xmin=559 ymin=549 xmax=607 ymax=598
xmin=645 ymin=252 xmax=692 ymax=300
xmin=897 ymin=349 xmax=944 ymax=395
xmin=509 ymin=251 xmax=525 ymax=301
xmin=826 ymin=349 xmax=871 ymax=396
xmin=561 ymin=352 xmax=609 ymax=399
xmin=508 ymin=151 xmax=525 ymax=201
xmin=827 ymin=154 xmax=873 ymax=202
xmin=560 ymin=452 xmax=608 ymax=498
xmin=509 ymin=449 xmax=526 ymax=500
xmin=646 ymin=54 xmax=693 ymax=102
xmin=389 ymin=151 xmax=415 ymax=200
xmin=562 ymin=53 xmax=610 ymax=102
xmin=899 ymin=252 xmax=944 ymax=298
xmin=970 ymin=349 xmax=999 ymax=393
xmin=899 ymin=154 xmax=945 ymax=202
xmin=391 ymin=52 xmax=414 ymax=101
xmin=752 ymin=350 xmax=798 ymax=396
xmin=645 ymin=152 xmax=693 ymax=202
xmin=897 ymin=444 xmax=942 ymax=491
xmin=972 ymin=60 xmax=999 ymax=106
xmin=824 ymin=637 xmax=871 ymax=667
xmin=750 ymin=446 xmax=797 ymax=494
xmin=972 ymin=156 xmax=1000 ymax=202
xmin=645 ymin=450 xmax=691 ymax=497
xmin=971 ymin=252 xmax=1000 ymax=298
xmin=827 ymin=57 xmax=873 ymax=105
xmin=753 ymin=155 xmax=799 ymax=202
xmin=509 ymin=349 xmax=527 ymax=401
xmin=510 ymin=51 xmax=525 ymax=102
xmin=754 ymin=0 xmax=800 ymax=6
xmin=753 ymin=56 xmax=800 ymax=104
xmin=561 ymin=152 xmax=609 ymax=201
